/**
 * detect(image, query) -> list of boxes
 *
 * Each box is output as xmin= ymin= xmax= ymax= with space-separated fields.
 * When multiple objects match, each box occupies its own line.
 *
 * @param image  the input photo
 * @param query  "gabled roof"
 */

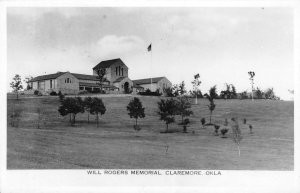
xmin=71 ymin=73 xmax=99 ymax=81
xmin=29 ymin=72 xmax=65 ymax=82
xmin=93 ymin=58 xmax=127 ymax=69
xmin=132 ymin=77 xmax=165 ymax=85
xmin=29 ymin=72 xmax=106 ymax=82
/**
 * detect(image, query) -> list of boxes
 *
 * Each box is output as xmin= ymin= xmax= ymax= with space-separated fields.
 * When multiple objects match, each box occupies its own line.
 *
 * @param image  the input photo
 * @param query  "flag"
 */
xmin=147 ymin=44 xmax=151 ymax=52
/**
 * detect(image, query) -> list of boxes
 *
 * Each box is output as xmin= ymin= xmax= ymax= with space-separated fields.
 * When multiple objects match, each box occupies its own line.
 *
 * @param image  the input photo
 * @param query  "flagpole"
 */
xmin=150 ymin=47 xmax=153 ymax=91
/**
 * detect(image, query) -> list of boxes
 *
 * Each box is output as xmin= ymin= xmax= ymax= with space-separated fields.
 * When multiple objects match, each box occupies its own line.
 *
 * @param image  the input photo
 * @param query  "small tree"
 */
xmin=230 ymin=84 xmax=237 ymax=99
xmin=84 ymin=97 xmax=93 ymax=123
xmin=191 ymin=73 xmax=202 ymax=104
xmin=96 ymin=68 xmax=107 ymax=93
xmin=58 ymin=97 xmax=84 ymax=126
xmin=163 ymin=87 xmax=174 ymax=97
xmin=172 ymin=84 xmax=180 ymax=97
xmin=248 ymin=71 xmax=255 ymax=101
xmin=205 ymin=86 xmax=217 ymax=125
xmin=176 ymin=97 xmax=193 ymax=132
xmin=265 ymin=88 xmax=275 ymax=99
xmin=178 ymin=81 xmax=187 ymax=96
xmin=157 ymin=98 xmax=178 ymax=132
xmin=127 ymin=97 xmax=145 ymax=134
xmin=90 ymin=97 xmax=106 ymax=127
xmin=255 ymin=87 xmax=264 ymax=99
xmin=10 ymin=74 xmax=23 ymax=100
xmin=231 ymin=118 xmax=242 ymax=156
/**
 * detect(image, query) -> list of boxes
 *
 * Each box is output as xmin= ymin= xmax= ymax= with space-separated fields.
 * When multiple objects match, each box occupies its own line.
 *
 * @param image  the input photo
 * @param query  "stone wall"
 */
xmin=56 ymin=72 xmax=79 ymax=94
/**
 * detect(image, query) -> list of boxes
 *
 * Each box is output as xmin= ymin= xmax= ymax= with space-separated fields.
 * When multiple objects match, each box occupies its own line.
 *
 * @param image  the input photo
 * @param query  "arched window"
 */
xmin=119 ymin=66 xmax=121 ymax=76
xmin=65 ymin=78 xmax=71 ymax=83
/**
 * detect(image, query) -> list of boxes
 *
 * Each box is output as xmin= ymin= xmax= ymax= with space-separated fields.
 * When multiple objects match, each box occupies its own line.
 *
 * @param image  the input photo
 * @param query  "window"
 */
xmin=119 ymin=66 xmax=121 ymax=76
xmin=65 ymin=78 xmax=71 ymax=83
xmin=122 ymin=68 xmax=123 ymax=76
xmin=50 ymin=80 xmax=52 ymax=88
xmin=116 ymin=67 xmax=118 ymax=75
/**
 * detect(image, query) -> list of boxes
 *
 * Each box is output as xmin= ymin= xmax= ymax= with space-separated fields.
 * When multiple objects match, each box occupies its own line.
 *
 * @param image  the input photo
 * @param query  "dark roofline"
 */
xmin=29 ymin=72 xmax=66 ymax=82
xmin=132 ymin=77 xmax=166 ymax=85
xmin=93 ymin=58 xmax=128 ymax=70
xmin=29 ymin=72 xmax=104 ymax=82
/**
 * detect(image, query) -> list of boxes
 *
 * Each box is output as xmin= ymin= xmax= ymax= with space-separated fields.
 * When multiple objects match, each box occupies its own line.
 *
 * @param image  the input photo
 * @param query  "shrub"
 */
xmin=214 ymin=125 xmax=220 ymax=135
xmin=34 ymin=90 xmax=39 ymax=95
xmin=220 ymin=128 xmax=228 ymax=138
xmin=50 ymin=91 xmax=57 ymax=96
xmin=139 ymin=89 xmax=161 ymax=96
xmin=78 ymin=90 xmax=89 ymax=95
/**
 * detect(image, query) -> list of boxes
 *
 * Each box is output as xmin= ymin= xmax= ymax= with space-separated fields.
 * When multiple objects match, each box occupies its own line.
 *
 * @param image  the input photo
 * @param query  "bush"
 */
xmin=139 ymin=89 xmax=161 ymax=96
xmin=220 ymin=128 xmax=228 ymax=138
xmin=50 ymin=91 xmax=57 ymax=96
xmin=34 ymin=90 xmax=39 ymax=95
xmin=78 ymin=90 xmax=89 ymax=95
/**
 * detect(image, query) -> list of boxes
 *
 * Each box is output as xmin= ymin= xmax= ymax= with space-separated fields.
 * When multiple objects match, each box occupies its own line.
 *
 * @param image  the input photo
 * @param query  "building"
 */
xmin=29 ymin=58 xmax=172 ymax=95
xmin=132 ymin=77 xmax=172 ymax=93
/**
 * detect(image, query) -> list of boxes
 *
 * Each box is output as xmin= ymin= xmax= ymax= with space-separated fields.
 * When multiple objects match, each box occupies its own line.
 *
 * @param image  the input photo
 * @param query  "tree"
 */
xmin=176 ymin=97 xmax=193 ymax=132
xmin=172 ymin=84 xmax=180 ymax=97
xmin=24 ymin=76 xmax=33 ymax=90
xmin=220 ymin=83 xmax=231 ymax=99
xmin=231 ymin=118 xmax=242 ymax=156
xmin=239 ymin=91 xmax=248 ymax=99
xmin=157 ymin=98 xmax=178 ymax=132
xmin=84 ymin=97 xmax=93 ymax=123
xmin=255 ymin=87 xmax=264 ymax=99
xmin=230 ymin=84 xmax=237 ymax=99
xmin=58 ymin=97 xmax=84 ymax=126
xmin=96 ymin=68 xmax=107 ymax=93
xmin=127 ymin=97 xmax=145 ymax=133
xmin=191 ymin=73 xmax=202 ymax=104
xmin=164 ymin=87 xmax=174 ymax=97
xmin=265 ymin=88 xmax=275 ymax=99
xmin=10 ymin=74 xmax=23 ymax=100
xmin=248 ymin=71 xmax=255 ymax=101
xmin=178 ymin=81 xmax=187 ymax=96
xmin=205 ymin=86 xmax=217 ymax=125
xmin=90 ymin=97 xmax=106 ymax=127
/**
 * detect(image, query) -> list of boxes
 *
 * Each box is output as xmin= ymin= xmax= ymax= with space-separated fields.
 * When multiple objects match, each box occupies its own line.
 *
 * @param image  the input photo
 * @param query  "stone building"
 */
xmin=29 ymin=58 xmax=171 ymax=95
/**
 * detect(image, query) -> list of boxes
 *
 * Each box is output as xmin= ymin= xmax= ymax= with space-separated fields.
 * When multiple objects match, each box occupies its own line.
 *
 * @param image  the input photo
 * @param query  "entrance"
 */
xmin=124 ymin=82 xmax=129 ymax=94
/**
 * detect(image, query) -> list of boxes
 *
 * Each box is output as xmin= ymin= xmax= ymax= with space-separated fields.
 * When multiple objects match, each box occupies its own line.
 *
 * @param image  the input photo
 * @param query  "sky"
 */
xmin=7 ymin=7 xmax=294 ymax=100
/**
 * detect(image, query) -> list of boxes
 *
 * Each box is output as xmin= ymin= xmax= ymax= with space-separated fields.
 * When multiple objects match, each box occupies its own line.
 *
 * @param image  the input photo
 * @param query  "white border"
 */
xmin=1 ymin=1 xmax=299 ymax=193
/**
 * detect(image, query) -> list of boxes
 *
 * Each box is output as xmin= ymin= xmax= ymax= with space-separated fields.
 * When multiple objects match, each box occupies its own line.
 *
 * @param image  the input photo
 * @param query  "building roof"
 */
xmin=93 ymin=58 xmax=127 ymax=70
xmin=113 ymin=76 xmax=127 ymax=83
xmin=29 ymin=72 xmax=65 ymax=82
xmin=132 ymin=77 xmax=165 ymax=85
xmin=29 ymin=72 xmax=108 ymax=82
xmin=71 ymin=73 xmax=99 ymax=81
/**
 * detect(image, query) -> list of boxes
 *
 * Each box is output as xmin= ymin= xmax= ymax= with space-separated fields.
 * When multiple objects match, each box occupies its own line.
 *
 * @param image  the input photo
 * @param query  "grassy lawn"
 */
xmin=7 ymin=94 xmax=294 ymax=170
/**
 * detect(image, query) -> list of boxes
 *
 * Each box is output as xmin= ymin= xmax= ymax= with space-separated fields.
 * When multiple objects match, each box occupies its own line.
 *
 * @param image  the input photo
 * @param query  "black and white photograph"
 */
xmin=1 ymin=1 xmax=299 ymax=193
